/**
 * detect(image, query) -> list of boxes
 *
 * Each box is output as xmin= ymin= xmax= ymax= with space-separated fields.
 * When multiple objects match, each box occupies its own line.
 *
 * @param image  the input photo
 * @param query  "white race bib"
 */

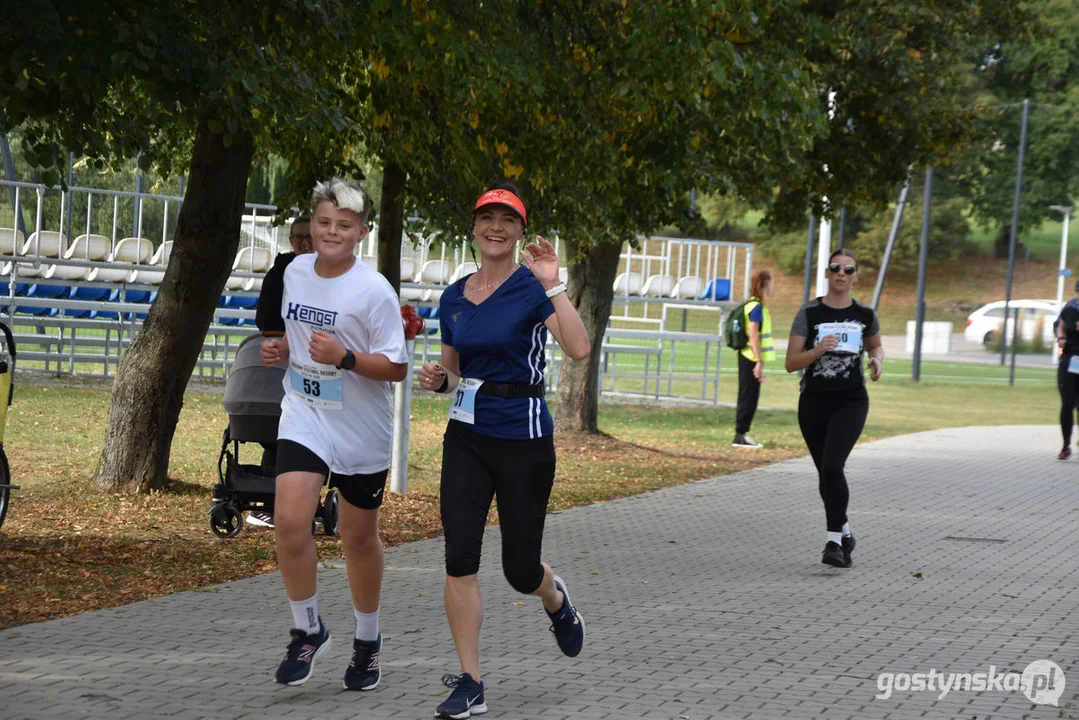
xmin=817 ymin=322 xmax=863 ymax=354
xmin=288 ymin=359 xmax=344 ymax=410
xmin=1068 ymin=356 xmax=1079 ymax=375
xmin=448 ymin=378 xmax=484 ymax=424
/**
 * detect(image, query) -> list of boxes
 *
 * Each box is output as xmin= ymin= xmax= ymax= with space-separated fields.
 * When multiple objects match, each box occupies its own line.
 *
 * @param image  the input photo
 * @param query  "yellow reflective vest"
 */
xmin=739 ymin=299 xmax=776 ymax=363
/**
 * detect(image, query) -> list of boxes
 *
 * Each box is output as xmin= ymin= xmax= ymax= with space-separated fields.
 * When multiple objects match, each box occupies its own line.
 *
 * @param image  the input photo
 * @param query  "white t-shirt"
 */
xmin=277 ymin=254 xmax=408 ymax=474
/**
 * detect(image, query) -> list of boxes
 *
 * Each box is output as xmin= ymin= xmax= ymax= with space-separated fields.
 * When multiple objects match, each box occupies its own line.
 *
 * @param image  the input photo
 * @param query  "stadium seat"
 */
xmin=69 ymin=285 xmax=117 ymax=302
xmin=699 ymin=278 xmax=731 ymax=301
xmin=19 ymin=230 xmax=67 ymax=278
xmin=362 ymin=254 xmax=378 ymax=269
xmin=52 ymin=232 xmax=110 ymax=279
xmin=449 ymin=261 xmax=478 ymax=283
xmin=613 ymin=272 xmax=643 ymax=296
xmin=399 ymin=257 xmax=424 ymax=301
xmin=642 ymin=274 xmax=676 ymax=298
xmin=135 ymin=241 xmax=172 ymax=285
xmin=28 ymin=283 xmax=68 ymax=299
xmin=91 ymin=237 xmax=151 ymax=283
xmin=672 ymin=276 xmax=704 ymax=299
xmin=0 ymin=228 xmax=25 ymax=255
xmin=226 ymin=246 xmax=272 ymax=290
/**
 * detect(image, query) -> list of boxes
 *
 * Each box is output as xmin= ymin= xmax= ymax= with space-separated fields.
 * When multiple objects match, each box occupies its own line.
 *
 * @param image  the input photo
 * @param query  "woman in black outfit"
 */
xmin=785 ymin=250 xmax=883 ymax=568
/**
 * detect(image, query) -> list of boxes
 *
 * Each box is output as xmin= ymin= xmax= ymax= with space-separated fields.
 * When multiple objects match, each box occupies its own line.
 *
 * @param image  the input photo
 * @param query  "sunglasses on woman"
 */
xmin=828 ymin=263 xmax=856 ymax=276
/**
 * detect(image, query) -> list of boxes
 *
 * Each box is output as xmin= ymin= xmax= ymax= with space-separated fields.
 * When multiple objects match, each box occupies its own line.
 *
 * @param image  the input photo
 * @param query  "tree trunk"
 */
xmin=91 ymin=121 xmax=255 ymax=492
xmin=378 ymin=160 xmax=406 ymax=292
xmin=554 ymin=238 xmax=623 ymax=433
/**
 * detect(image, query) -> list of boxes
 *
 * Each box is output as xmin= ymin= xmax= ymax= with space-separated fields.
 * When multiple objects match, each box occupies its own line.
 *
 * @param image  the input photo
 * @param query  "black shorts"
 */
xmin=276 ymin=439 xmax=388 ymax=510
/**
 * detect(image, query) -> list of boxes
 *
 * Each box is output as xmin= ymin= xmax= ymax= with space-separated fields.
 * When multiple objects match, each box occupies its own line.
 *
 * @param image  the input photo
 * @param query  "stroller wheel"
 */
xmin=209 ymin=503 xmax=243 ymax=539
xmin=321 ymin=489 xmax=339 ymax=536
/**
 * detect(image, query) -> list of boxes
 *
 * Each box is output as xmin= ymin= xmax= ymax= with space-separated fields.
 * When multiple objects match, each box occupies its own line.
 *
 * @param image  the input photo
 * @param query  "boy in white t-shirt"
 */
xmin=260 ymin=177 xmax=409 ymax=690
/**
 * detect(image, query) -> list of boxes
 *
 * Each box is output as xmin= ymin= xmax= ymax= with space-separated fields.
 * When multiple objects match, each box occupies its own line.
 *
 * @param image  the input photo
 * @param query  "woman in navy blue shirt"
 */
xmin=418 ymin=184 xmax=590 ymax=719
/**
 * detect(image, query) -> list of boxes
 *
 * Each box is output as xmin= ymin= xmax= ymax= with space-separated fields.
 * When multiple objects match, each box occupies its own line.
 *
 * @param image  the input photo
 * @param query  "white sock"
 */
xmin=289 ymin=594 xmax=320 ymax=634
xmin=354 ymin=607 xmax=380 ymax=642
xmin=842 ymin=522 xmax=852 ymax=538
xmin=827 ymin=531 xmax=843 ymax=546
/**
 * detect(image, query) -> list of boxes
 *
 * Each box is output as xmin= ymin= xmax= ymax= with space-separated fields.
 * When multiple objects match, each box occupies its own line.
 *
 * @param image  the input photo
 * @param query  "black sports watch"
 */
xmin=337 ymin=349 xmax=356 ymax=371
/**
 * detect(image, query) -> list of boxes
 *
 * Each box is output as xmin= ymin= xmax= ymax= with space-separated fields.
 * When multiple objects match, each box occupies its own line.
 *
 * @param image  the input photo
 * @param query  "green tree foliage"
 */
xmin=0 ymin=1 xmax=364 ymax=492
xmin=952 ymin=0 xmax=1079 ymax=253
xmin=846 ymin=196 xmax=972 ymax=274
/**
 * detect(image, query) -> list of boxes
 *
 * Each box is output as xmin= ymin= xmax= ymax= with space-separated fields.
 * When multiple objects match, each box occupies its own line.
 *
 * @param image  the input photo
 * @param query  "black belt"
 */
xmin=477 ymin=381 xmax=546 ymax=399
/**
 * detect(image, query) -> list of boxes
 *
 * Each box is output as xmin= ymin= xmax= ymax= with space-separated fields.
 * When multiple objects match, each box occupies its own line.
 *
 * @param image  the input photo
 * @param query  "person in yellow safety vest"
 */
xmin=733 ymin=269 xmax=776 ymax=448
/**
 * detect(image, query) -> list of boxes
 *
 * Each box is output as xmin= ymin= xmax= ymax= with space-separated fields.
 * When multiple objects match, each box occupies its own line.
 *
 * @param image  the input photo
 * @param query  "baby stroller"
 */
xmin=0 ymin=321 xmax=17 ymax=531
xmin=210 ymin=333 xmax=339 ymax=539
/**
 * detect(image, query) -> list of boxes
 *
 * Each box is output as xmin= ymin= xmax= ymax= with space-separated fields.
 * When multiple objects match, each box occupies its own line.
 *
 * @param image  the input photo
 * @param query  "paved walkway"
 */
xmin=1 ymin=426 xmax=1076 ymax=720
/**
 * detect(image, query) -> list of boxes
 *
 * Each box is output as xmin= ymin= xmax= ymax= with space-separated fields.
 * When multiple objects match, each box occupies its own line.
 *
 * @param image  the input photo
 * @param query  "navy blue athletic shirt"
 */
xmin=440 ymin=265 xmax=556 ymax=440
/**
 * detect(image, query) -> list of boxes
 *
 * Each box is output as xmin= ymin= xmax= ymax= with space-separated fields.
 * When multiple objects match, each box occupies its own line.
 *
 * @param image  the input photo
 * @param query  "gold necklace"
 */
xmin=465 ymin=266 xmax=518 ymax=297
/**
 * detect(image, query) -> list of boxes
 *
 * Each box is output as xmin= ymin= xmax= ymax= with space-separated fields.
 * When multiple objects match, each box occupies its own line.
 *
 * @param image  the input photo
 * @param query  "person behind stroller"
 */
xmin=248 ymin=216 xmax=313 ymax=528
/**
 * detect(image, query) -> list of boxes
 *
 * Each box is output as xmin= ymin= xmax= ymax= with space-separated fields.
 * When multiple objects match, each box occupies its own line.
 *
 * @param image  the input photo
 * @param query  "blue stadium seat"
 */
xmin=123 ymin=289 xmax=153 ymax=303
xmin=28 ymin=283 xmax=68 ymax=299
xmin=70 ymin=286 xmax=118 ymax=302
xmin=227 ymin=295 xmax=258 ymax=310
xmin=699 ymin=278 xmax=732 ymax=301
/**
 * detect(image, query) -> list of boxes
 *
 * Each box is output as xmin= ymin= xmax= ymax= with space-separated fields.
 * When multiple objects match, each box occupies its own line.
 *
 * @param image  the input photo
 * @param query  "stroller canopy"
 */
xmin=224 ymin=334 xmax=286 ymax=443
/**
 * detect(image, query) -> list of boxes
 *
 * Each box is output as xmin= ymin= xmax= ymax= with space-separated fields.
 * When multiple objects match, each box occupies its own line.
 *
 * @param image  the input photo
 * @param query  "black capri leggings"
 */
xmin=797 ymin=387 xmax=869 ymax=532
xmin=440 ymin=420 xmax=556 ymax=595
xmin=1057 ymin=356 xmax=1079 ymax=444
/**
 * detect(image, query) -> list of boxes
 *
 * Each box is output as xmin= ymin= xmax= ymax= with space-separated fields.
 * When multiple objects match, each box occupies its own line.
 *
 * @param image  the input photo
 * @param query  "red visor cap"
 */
xmin=472 ymin=189 xmax=527 ymax=225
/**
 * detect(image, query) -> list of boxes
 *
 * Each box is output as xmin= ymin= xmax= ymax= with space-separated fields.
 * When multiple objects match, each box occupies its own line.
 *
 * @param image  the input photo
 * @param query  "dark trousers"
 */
xmin=1058 ymin=356 xmax=1079 ymax=444
xmin=797 ymin=387 xmax=869 ymax=532
xmin=735 ymin=353 xmax=761 ymax=434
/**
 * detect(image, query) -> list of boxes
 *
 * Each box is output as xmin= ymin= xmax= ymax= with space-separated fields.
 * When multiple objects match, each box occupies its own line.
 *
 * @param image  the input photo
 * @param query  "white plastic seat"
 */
xmin=87 ymin=266 xmax=136 ymax=284
xmin=673 ymin=275 xmax=704 ymax=299
xmin=420 ymin=259 xmax=452 ymax=285
xmin=19 ymin=231 xmax=67 ymax=278
xmin=0 ymin=228 xmax=25 ymax=255
xmin=233 ymin=246 xmax=272 ymax=273
xmin=46 ymin=263 xmax=89 ymax=281
xmin=449 ymin=261 xmax=478 ymax=283
xmin=112 ymin=237 xmax=154 ymax=264
xmin=136 ymin=241 xmax=172 ymax=285
xmin=66 ymin=234 xmax=111 ymax=261
xmin=361 ymin=254 xmax=378 ymax=269
xmin=613 ymin=271 xmax=643 ymax=296
xmin=399 ymin=257 xmax=417 ymax=281
xmin=642 ymin=274 xmax=676 ymax=298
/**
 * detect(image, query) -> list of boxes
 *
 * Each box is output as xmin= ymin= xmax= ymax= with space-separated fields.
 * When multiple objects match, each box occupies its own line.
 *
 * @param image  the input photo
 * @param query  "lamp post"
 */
xmin=1051 ymin=204 xmax=1072 ymax=364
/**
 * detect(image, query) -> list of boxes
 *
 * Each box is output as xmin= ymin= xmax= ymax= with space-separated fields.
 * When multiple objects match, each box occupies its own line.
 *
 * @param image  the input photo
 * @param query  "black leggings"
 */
xmin=735 ymin=353 xmax=761 ymax=434
xmin=1058 ymin=356 xmax=1079 ymax=444
xmin=797 ymin=387 xmax=869 ymax=532
xmin=440 ymin=421 xmax=556 ymax=594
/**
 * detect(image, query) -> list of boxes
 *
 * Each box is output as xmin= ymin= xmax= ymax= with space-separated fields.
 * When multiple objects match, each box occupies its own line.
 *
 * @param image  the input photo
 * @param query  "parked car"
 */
xmin=964 ymin=299 xmax=1060 ymax=347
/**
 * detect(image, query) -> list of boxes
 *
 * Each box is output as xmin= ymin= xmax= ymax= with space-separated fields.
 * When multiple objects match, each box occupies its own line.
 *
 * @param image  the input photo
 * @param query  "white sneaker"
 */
xmin=732 ymin=434 xmax=763 ymax=449
xmin=247 ymin=511 xmax=274 ymax=528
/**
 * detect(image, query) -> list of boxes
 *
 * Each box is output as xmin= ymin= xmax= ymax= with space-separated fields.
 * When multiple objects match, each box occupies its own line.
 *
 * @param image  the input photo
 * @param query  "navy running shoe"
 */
xmin=274 ymin=620 xmax=332 ymax=686
xmin=822 ymin=541 xmax=848 ymax=568
xmin=547 ymin=575 xmax=585 ymax=657
xmin=436 ymin=673 xmax=487 ymax=719
xmin=343 ymin=633 xmax=382 ymax=691
xmin=842 ymin=533 xmax=856 ymax=567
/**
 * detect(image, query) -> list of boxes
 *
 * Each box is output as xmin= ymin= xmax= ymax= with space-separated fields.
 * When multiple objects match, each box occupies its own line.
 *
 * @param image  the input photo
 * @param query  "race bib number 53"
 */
xmin=817 ymin=322 xmax=863 ymax=354
xmin=289 ymin=360 xmax=344 ymax=410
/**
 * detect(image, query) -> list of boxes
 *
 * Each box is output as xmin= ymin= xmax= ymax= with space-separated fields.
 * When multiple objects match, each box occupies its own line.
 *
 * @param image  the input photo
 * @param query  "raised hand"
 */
xmin=519 ymin=235 xmax=560 ymax=288
xmin=261 ymin=338 xmax=286 ymax=367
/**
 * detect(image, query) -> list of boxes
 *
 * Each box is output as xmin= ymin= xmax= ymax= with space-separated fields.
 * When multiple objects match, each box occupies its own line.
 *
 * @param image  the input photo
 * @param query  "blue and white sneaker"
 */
xmin=547 ymin=575 xmax=585 ymax=657
xmin=436 ymin=673 xmax=487 ymax=719
xmin=274 ymin=619 xmax=332 ymax=686
xmin=343 ymin=633 xmax=382 ymax=691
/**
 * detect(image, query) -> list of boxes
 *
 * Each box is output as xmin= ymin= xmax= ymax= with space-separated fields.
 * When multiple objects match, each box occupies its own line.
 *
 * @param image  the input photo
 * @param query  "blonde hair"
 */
xmin=311 ymin=177 xmax=371 ymax=222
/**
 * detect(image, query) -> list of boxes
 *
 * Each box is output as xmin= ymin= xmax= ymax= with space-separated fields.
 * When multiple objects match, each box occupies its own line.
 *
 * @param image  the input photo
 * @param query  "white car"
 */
xmin=964 ymin=299 xmax=1061 ymax=347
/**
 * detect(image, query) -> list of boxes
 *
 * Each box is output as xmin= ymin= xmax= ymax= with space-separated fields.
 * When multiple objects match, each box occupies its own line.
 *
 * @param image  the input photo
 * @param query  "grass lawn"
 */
xmin=0 ymin=364 xmax=1060 ymax=630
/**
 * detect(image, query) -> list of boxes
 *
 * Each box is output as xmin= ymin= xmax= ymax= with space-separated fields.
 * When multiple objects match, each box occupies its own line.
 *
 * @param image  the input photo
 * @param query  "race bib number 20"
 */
xmin=817 ymin=322 xmax=863 ymax=355
xmin=289 ymin=360 xmax=344 ymax=410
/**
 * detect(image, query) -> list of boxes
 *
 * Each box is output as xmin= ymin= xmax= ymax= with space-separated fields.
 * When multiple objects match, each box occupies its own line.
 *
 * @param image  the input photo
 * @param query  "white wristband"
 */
xmin=545 ymin=282 xmax=567 ymax=298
